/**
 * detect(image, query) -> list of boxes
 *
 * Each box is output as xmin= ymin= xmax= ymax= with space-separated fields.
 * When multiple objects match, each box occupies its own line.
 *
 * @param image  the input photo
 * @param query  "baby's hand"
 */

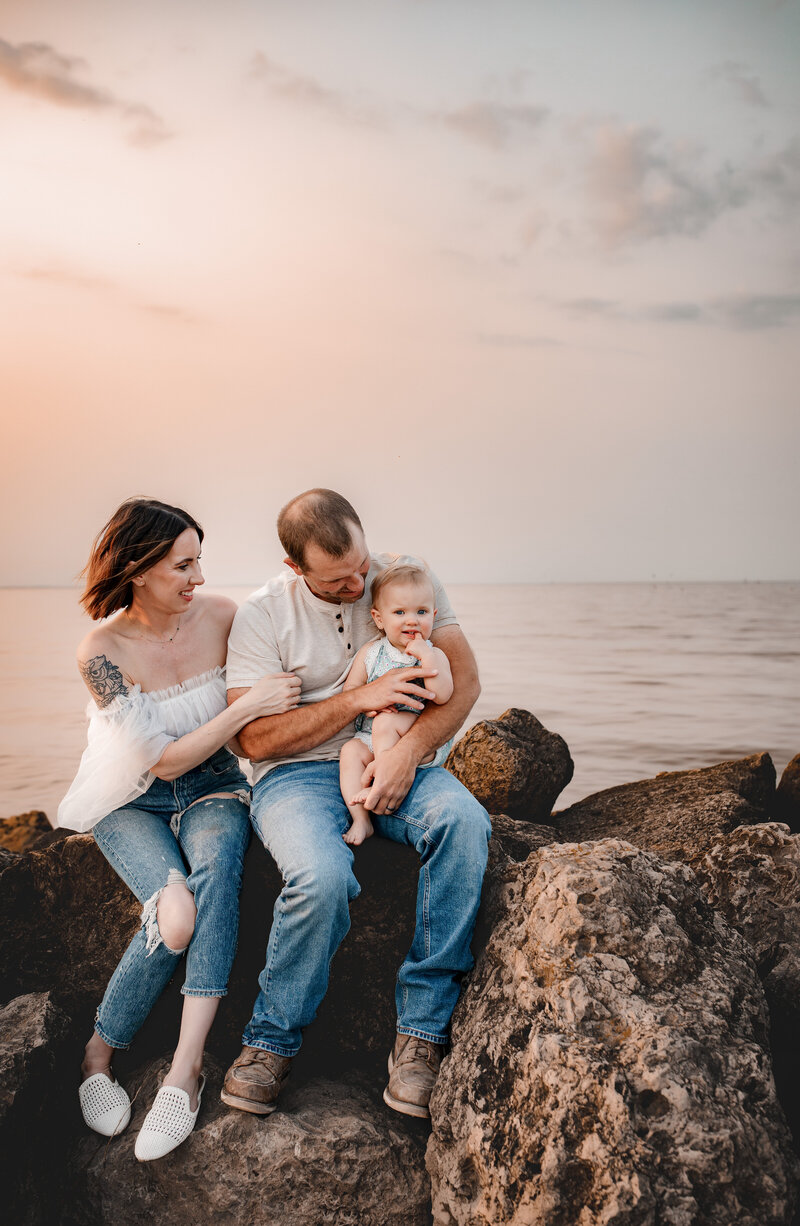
xmin=404 ymin=633 xmax=433 ymax=663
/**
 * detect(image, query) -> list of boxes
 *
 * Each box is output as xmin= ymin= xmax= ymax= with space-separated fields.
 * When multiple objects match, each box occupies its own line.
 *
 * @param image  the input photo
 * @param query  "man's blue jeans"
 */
xmin=244 ymin=761 xmax=491 ymax=1056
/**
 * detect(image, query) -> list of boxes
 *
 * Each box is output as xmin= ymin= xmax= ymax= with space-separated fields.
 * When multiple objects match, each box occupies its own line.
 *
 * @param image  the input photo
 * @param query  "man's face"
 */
xmin=287 ymin=525 xmax=371 ymax=604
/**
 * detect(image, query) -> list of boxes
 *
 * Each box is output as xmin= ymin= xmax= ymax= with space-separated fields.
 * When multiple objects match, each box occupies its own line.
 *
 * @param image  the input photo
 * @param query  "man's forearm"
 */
xmin=402 ymin=674 xmax=480 ymax=759
xmin=236 ymin=690 xmax=362 ymax=761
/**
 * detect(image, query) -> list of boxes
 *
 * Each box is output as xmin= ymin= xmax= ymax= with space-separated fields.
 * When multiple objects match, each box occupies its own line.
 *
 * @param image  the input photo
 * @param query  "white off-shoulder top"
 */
xmin=57 ymin=667 xmax=229 ymax=834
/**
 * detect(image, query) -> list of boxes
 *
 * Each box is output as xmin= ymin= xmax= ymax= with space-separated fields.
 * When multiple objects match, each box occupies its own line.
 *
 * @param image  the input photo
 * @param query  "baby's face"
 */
xmin=371 ymin=579 xmax=436 ymax=650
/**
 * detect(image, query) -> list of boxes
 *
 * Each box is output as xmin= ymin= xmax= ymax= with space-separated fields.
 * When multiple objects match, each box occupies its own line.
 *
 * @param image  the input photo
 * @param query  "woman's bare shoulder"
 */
xmin=197 ymin=593 xmax=238 ymax=633
xmin=76 ymin=620 xmax=133 ymax=706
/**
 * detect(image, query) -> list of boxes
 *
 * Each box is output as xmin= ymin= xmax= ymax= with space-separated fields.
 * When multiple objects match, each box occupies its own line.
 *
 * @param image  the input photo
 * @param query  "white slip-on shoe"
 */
xmin=134 ymin=1075 xmax=205 ymax=1161
xmin=79 ymin=1073 xmax=132 ymax=1137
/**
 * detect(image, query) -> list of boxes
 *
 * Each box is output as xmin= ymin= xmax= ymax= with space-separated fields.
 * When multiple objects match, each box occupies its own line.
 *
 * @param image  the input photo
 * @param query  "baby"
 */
xmin=339 ymin=561 xmax=454 ymax=845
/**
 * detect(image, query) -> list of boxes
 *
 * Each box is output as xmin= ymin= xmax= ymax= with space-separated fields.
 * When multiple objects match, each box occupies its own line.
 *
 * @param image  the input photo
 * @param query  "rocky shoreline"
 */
xmin=1 ymin=710 xmax=799 ymax=1225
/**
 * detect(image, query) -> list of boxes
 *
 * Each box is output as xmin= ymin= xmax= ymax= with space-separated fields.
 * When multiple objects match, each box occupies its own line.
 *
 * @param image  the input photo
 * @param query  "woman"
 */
xmin=58 ymin=498 xmax=300 ymax=1161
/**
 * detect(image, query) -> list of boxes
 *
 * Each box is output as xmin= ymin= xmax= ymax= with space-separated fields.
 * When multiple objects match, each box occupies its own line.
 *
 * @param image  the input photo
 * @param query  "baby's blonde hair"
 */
xmin=370 ymin=560 xmax=434 ymax=609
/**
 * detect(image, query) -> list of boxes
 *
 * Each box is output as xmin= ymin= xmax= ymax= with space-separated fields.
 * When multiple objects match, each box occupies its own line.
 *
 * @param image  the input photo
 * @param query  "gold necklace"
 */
xmin=124 ymin=613 xmax=182 ymax=645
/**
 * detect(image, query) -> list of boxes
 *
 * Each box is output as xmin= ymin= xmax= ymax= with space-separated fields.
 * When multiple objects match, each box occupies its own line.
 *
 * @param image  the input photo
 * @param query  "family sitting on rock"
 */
xmin=57 ymin=489 xmax=490 ymax=1160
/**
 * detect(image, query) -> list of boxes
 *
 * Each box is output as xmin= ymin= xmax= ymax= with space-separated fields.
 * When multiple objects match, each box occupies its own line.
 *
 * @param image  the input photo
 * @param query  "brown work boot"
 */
xmin=383 ymin=1034 xmax=445 ymax=1119
xmin=220 ymin=1046 xmax=292 ymax=1115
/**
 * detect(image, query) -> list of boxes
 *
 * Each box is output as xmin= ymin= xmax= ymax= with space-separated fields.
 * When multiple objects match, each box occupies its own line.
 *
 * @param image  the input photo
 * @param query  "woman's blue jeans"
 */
xmin=244 ymin=761 xmax=490 ymax=1056
xmin=91 ymin=750 xmax=251 ymax=1050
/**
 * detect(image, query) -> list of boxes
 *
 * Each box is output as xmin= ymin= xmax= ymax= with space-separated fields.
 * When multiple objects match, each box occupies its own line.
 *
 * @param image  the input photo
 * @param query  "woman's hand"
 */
xmin=243 ymin=672 xmax=302 ymax=718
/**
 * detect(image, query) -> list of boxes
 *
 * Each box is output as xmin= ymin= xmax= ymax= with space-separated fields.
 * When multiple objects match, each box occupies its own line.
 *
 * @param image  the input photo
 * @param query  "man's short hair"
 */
xmin=277 ymin=489 xmax=364 ymax=569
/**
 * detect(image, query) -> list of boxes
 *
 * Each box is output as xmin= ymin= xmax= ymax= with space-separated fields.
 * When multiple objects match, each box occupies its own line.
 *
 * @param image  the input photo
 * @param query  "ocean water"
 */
xmin=0 ymin=583 xmax=797 ymax=824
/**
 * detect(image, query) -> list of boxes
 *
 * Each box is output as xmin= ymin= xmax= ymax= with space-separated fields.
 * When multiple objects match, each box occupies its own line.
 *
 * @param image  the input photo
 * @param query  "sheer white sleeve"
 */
xmin=56 ymin=691 xmax=175 ymax=833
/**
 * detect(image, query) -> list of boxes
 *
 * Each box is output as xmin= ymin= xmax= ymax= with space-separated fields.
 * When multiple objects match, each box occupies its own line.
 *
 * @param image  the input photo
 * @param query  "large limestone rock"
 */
xmin=427 ymin=839 xmax=800 ymax=1226
xmin=553 ymin=753 xmax=775 ymax=866
xmin=694 ymin=822 xmax=800 ymax=1025
xmin=774 ymin=754 xmax=800 ymax=832
xmin=446 ymin=708 xmax=573 ymax=821
xmin=693 ymin=821 xmax=800 ymax=1145
xmin=73 ymin=1056 xmax=431 ymax=1226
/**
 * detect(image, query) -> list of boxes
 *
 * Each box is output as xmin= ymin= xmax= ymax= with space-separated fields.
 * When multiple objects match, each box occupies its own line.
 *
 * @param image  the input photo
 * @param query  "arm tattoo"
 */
xmin=79 ymin=655 xmax=129 ymax=708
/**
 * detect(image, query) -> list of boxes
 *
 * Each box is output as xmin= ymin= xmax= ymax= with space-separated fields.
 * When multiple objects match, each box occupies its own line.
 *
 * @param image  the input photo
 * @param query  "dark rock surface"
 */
xmin=553 ymin=753 xmax=775 ymax=866
xmin=775 ymin=754 xmax=800 ymax=833
xmin=0 ymin=992 xmax=73 ymax=1226
xmin=71 ymin=1056 xmax=431 ymax=1226
xmin=427 ymin=839 xmax=800 ymax=1226
xmin=445 ymin=707 xmax=573 ymax=821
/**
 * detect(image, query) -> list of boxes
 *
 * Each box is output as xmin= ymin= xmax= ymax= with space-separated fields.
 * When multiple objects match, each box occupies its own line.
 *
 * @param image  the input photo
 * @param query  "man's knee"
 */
xmin=424 ymin=785 xmax=491 ymax=860
xmin=287 ymin=855 xmax=360 ymax=909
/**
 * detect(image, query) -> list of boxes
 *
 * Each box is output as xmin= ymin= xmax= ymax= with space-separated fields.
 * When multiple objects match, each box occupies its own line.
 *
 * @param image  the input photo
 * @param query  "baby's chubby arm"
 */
xmin=342 ymin=643 xmax=371 ymax=691
xmin=404 ymin=634 xmax=453 ymax=704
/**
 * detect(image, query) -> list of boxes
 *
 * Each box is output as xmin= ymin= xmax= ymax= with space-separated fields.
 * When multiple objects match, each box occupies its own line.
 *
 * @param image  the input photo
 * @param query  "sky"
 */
xmin=1 ymin=0 xmax=798 ymax=585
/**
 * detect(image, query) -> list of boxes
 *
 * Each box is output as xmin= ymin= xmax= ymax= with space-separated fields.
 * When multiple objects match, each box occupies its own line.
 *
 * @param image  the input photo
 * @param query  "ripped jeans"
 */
xmin=91 ymin=749 xmax=250 ymax=1050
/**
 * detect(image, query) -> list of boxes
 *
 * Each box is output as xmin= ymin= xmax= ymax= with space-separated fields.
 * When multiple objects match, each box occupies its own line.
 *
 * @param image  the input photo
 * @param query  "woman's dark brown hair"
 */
xmin=80 ymin=498 xmax=204 ymax=621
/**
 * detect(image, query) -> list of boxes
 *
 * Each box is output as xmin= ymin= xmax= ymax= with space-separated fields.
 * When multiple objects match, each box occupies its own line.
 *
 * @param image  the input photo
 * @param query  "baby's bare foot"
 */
xmin=343 ymin=820 xmax=373 ymax=846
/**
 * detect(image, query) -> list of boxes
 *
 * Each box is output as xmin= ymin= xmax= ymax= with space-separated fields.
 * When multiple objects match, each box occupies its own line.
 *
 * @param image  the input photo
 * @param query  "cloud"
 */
xmin=248 ymin=53 xmax=382 ymax=127
xmin=439 ymin=101 xmax=548 ymax=150
xmin=708 ymin=293 xmax=800 ymax=330
xmin=563 ymin=292 xmax=800 ymax=330
xmin=750 ymin=136 xmax=800 ymax=210
xmin=565 ymin=297 xmax=621 ymax=317
xmin=581 ymin=122 xmax=749 ymax=245
xmin=573 ymin=116 xmax=800 ymax=247
xmin=0 ymin=37 xmax=170 ymax=146
xmin=16 ymin=263 xmax=193 ymax=320
xmin=476 ymin=331 xmax=562 ymax=348
xmin=21 ymin=264 xmax=113 ymax=292
xmin=712 ymin=61 xmax=770 ymax=109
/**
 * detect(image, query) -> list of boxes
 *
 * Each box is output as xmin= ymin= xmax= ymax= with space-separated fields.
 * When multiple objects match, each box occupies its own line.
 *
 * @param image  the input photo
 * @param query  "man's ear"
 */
xmin=284 ymin=557 xmax=302 ymax=577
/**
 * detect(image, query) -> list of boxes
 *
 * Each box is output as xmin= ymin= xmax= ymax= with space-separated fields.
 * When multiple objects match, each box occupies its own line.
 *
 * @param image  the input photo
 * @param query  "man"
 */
xmin=221 ymin=489 xmax=490 ymax=1118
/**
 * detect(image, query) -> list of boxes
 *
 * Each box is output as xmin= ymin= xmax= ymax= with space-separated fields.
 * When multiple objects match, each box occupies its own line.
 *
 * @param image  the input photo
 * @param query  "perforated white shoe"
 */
xmin=79 ymin=1072 xmax=132 ymax=1137
xmin=134 ymin=1075 xmax=205 ymax=1161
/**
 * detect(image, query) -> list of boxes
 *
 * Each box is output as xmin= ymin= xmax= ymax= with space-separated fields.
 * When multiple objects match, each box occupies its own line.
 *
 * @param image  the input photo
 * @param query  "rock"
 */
xmin=487 ymin=813 xmax=558 ymax=862
xmin=73 ymin=1055 xmax=431 ymax=1226
xmin=426 ymin=839 xmax=800 ymax=1226
xmin=445 ymin=708 xmax=573 ymax=822
xmin=553 ymin=754 xmax=775 ymax=867
xmin=693 ymin=821 xmax=800 ymax=1145
xmin=774 ymin=755 xmax=800 ymax=833
xmin=693 ymin=822 xmax=800 ymax=1024
xmin=0 ymin=814 xmax=543 ymax=1074
xmin=0 ymin=810 xmax=65 ymax=853
xmin=0 ymin=992 xmax=73 ymax=1226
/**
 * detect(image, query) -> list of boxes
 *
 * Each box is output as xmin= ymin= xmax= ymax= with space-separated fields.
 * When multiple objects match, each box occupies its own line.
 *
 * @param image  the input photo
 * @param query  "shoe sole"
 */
xmin=220 ymin=1088 xmax=279 ymax=1116
xmin=382 ymin=1086 xmax=430 ymax=1119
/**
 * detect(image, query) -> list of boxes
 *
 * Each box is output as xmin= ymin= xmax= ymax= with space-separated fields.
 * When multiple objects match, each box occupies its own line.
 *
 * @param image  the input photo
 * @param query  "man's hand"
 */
xmin=360 ymin=665 xmax=435 ymax=714
xmin=358 ymin=739 xmax=419 ymax=815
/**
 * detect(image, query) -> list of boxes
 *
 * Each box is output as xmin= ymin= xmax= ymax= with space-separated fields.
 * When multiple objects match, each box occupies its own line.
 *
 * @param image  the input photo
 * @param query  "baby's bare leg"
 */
xmin=371 ymin=709 xmax=435 ymax=764
xmin=371 ymin=709 xmax=418 ymax=753
xmin=339 ymin=738 xmax=375 ymax=845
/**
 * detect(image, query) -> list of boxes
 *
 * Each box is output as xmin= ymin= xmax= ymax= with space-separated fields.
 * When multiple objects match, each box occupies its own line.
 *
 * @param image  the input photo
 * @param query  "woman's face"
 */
xmin=135 ymin=528 xmax=204 ymax=612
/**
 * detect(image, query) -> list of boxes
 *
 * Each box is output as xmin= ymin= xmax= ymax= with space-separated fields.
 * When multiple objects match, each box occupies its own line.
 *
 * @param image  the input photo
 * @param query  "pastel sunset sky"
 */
xmin=2 ymin=0 xmax=798 ymax=585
